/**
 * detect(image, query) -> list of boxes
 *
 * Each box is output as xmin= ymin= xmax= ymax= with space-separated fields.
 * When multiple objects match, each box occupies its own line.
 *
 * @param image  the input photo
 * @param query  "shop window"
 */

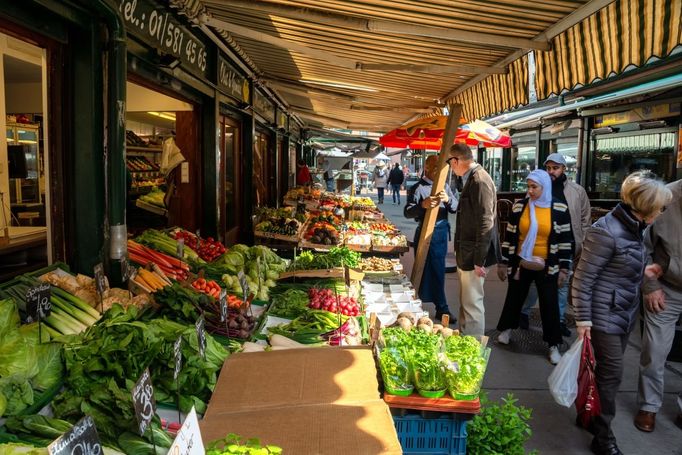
xmin=482 ymin=147 xmax=503 ymax=191
xmin=220 ymin=116 xmax=240 ymax=244
xmin=591 ymin=132 xmax=676 ymax=198
xmin=511 ymin=146 xmax=536 ymax=192
xmin=254 ymin=130 xmax=271 ymax=206
xmin=556 ymin=143 xmax=579 ymax=182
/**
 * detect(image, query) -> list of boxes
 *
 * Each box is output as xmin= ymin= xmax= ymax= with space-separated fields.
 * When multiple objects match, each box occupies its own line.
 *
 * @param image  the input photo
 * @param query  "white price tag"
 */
xmin=167 ymin=407 xmax=204 ymax=455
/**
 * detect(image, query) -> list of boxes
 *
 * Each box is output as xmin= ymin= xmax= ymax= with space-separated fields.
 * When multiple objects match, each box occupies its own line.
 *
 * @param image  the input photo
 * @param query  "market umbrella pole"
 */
xmin=410 ymin=105 xmax=462 ymax=292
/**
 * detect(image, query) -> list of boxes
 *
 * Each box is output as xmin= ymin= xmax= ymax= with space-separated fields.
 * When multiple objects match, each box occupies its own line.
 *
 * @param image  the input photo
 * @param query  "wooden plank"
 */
xmin=383 ymin=393 xmax=481 ymax=414
xmin=278 ymin=267 xmax=364 ymax=281
xmin=410 ymin=105 xmax=462 ymax=292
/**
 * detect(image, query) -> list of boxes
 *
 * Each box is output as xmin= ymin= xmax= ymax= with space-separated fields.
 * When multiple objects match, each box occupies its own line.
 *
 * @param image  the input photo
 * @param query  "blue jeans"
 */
xmin=414 ymin=220 xmax=450 ymax=315
xmin=391 ymin=184 xmax=401 ymax=203
xmin=377 ymin=187 xmax=385 ymax=202
xmin=325 ymin=179 xmax=335 ymax=192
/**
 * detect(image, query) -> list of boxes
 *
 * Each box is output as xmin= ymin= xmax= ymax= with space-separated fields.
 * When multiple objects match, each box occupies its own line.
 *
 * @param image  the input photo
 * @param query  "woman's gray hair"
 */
xmin=621 ymin=171 xmax=672 ymax=218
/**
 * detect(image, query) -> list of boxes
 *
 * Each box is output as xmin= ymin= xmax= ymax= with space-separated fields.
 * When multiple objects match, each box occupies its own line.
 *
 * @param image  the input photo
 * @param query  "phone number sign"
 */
xmin=119 ymin=0 xmax=210 ymax=78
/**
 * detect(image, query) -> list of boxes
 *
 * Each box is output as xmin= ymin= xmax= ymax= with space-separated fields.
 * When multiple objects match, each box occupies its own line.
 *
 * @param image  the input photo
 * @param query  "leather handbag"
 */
xmin=575 ymin=337 xmax=602 ymax=428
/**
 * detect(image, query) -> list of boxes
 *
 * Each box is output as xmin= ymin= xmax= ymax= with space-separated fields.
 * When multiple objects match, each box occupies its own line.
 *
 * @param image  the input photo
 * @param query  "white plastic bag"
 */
xmin=548 ymin=337 xmax=583 ymax=407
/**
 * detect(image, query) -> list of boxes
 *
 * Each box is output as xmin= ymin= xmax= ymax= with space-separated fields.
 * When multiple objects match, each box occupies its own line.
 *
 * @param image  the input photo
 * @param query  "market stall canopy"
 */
xmin=379 ymin=117 xmax=512 ymax=149
xmin=373 ymin=152 xmax=390 ymax=161
xmin=170 ymin=0 xmax=616 ymax=131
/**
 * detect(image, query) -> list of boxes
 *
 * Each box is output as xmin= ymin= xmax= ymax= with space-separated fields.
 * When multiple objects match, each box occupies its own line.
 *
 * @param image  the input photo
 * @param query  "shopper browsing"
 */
xmin=572 ymin=172 xmax=671 ymax=455
xmin=322 ymin=159 xmax=335 ymax=192
xmin=296 ymin=159 xmax=312 ymax=186
xmin=449 ymin=143 xmax=499 ymax=337
xmin=634 ymin=178 xmax=682 ymax=433
xmin=495 ymin=169 xmax=574 ymax=365
xmin=404 ymin=155 xmax=458 ymax=323
xmin=374 ymin=162 xmax=388 ymax=204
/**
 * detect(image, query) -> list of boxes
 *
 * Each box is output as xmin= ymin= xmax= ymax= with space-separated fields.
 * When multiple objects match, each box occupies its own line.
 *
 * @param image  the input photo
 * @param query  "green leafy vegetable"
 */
xmin=207 ymin=433 xmax=283 ymax=455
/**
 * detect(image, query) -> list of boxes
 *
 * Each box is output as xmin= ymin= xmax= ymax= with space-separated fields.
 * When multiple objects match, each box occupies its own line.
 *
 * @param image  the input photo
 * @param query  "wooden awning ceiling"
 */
xmin=170 ymin=0 xmax=659 ymax=131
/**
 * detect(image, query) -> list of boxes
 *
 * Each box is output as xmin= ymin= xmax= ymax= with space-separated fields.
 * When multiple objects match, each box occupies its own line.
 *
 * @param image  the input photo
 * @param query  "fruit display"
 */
xmin=137 ymin=187 xmax=166 ymax=208
xmin=372 ymin=232 xmax=408 ymax=248
xmin=319 ymin=194 xmax=350 ymax=211
xmin=303 ymin=221 xmax=340 ymax=245
xmin=126 ymin=156 xmax=159 ymax=171
xmin=254 ymin=207 xmax=305 ymax=238
xmin=308 ymin=287 xmax=360 ymax=316
xmin=370 ymin=222 xmax=399 ymax=234
xmin=342 ymin=221 xmax=372 ymax=248
xmin=351 ymin=197 xmax=376 ymax=209
xmin=285 ymin=186 xmax=322 ymax=201
xmin=359 ymin=256 xmax=396 ymax=272
xmin=172 ymin=229 xmax=226 ymax=262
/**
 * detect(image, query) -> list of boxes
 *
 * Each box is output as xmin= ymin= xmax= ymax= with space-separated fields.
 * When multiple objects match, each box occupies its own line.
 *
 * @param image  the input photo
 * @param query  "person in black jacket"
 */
xmin=572 ymin=172 xmax=671 ymax=455
xmin=495 ymin=169 xmax=574 ymax=365
xmin=388 ymin=163 xmax=405 ymax=204
xmin=404 ymin=155 xmax=457 ymax=321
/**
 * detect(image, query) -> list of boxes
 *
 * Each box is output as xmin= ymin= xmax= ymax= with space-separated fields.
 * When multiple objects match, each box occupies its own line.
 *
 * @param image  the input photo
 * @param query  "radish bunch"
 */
xmin=308 ymin=288 xmax=360 ymax=316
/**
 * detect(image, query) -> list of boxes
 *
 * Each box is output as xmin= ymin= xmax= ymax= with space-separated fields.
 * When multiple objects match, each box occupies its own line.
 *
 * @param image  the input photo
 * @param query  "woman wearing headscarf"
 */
xmin=495 ymin=169 xmax=574 ymax=364
xmin=572 ymin=172 xmax=671 ymax=455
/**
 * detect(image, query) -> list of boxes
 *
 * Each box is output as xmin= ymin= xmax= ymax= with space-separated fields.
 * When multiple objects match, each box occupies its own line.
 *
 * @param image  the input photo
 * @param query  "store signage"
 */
xmin=26 ymin=283 xmax=51 ymax=322
xmin=167 ymin=407 xmax=204 ymax=455
xmin=218 ymin=56 xmax=248 ymax=103
xmin=119 ymin=0 xmax=209 ymax=79
xmin=195 ymin=317 xmax=206 ymax=359
xmin=48 ymin=416 xmax=102 ymax=455
xmin=173 ymin=336 xmax=182 ymax=381
xmin=254 ymin=90 xmax=275 ymax=124
xmin=132 ymin=368 xmax=157 ymax=436
xmin=594 ymin=103 xmax=681 ymax=128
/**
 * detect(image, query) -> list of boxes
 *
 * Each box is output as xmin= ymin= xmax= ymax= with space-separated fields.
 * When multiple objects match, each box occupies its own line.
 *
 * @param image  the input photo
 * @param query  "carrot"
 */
xmin=134 ymin=276 xmax=153 ymax=293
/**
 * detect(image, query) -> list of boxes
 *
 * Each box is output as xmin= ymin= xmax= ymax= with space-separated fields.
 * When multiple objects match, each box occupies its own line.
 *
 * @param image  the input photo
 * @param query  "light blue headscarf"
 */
xmin=519 ymin=169 xmax=553 ymax=261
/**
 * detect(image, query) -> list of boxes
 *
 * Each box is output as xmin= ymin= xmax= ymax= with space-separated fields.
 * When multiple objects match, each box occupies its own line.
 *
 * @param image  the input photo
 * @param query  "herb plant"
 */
xmin=467 ymin=393 xmax=536 ymax=455
xmin=379 ymin=348 xmax=412 ymax=393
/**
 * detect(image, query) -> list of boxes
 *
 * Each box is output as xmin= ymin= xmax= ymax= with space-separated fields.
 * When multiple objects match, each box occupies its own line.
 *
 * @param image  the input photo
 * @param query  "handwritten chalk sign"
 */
xmin=132 ymin=368 xmax=156 ymax=436
xmin=48 ymin=415 xmax=102 ymax=455
xmin=219 ymin=289 xmax=227 ymax=323
xmin=167 ymin=407 xmax=204 ymax=455
xmin=26 ymin=283 xmax=51 ymax=321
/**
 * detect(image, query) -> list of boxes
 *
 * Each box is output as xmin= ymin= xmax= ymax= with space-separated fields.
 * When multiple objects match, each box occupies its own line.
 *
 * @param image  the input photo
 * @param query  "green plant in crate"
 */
xmin=378 ymin=347 xmax=413 ymax=395
xmin=467 ymin=393 xmax=537 ymax=455
xmin=411 ymin=350 xmax=447 ymax=397
xmin=444 ymin=335 xmax=488 ymax=398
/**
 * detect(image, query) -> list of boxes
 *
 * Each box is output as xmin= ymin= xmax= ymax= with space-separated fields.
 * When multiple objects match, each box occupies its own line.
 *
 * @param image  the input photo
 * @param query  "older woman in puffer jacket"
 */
xmin=572 ymin=172 xmax=671 ymax=455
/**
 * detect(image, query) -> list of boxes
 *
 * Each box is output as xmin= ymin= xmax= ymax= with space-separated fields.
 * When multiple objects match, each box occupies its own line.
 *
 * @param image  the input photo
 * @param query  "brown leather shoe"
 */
xmin=634 ymin=410 xmax=656 ymax=432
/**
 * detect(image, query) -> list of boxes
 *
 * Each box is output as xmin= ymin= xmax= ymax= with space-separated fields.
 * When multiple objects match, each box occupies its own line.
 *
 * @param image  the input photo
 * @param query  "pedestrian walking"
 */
xmin=572 ymin=172 xmax=671 ymax=455
xmin=495 ymin=170 xmax=574 ymax=365
xmin=404 ymin=155 xmax=457 ymax=322
xmin=388 ymin=163 xmax=405 ymax=204
xmin=634 ymin=178 xmax=682 ymax=433
xmin=519 ymin=153 xmax=591 ymax=335
xmin=374 ymin=162 xmax=388 ymax=204
xmin=449 ymin=143 xmax=499 ymax=337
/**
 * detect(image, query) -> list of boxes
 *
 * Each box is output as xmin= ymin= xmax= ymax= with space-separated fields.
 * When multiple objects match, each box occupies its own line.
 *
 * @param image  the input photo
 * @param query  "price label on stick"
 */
xmin=195 ymin=229 xmax=201 ymax=252
xmin=132 ymin=368 xmax=157 ymax=437
xmin=195 ymin=317 xmax=206 ymax=360
xmin=173 ymin=337 xmax=183 ymax=381
xmin=219 ymin=289 xmax=227 ymax=323
xmin=48 ymin=415 xmax=102 ymax=455
xmin=167 ymin=407 xmax=205 ymax=455
xmin=237 ymin=271 xmax=249 ymax=301
xmin=94 ymin=263 xmax=107 ymax=296
xmin=177 ymin=237 xmax=185 ymax=260
xmin=122 ymin=258 xmax=137 ymax=282
xmin=26 ymin=283 xmax=51 ymax=321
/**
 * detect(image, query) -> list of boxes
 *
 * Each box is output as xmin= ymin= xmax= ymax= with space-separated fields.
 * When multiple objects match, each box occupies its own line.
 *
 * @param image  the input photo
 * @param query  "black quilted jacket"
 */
xmin=571 ymin=203 xmax=647 ymax=334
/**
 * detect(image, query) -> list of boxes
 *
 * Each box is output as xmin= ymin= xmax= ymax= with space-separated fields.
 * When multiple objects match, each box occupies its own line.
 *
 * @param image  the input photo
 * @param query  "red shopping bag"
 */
xmin=575 ymin=337 xmax=602 ymax=428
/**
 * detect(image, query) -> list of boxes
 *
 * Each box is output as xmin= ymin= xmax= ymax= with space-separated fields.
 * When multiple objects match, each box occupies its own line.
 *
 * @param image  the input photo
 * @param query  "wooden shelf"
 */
xmin=127 ymin=146 xmax=163 ymax=153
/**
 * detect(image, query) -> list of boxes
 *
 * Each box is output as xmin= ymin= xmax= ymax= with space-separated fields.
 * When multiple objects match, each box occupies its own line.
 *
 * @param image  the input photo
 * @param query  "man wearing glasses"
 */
xmin=521 ymin=153 xmax=591 ymax=335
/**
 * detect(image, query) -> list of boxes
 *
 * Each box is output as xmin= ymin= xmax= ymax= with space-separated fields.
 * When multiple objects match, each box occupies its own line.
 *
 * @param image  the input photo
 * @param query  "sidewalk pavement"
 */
xmin=366 ymin=189 xmax=682 ymax=455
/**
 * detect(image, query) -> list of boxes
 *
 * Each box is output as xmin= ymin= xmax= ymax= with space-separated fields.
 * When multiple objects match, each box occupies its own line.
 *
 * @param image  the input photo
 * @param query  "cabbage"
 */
xmin=0 ymin=331 xmax=38 ymax=378
xmin=19 ymin=323 xmax=51 ymax=345
xmin=0 ymin=298 xmax=20 ymax=339
xmin=0 ymin=375 xmax=34 ymax=415
xmin=31 ymin=343 xmax=63 ymax=391
xmin=0 ymin=443 xmax=47 ymax=454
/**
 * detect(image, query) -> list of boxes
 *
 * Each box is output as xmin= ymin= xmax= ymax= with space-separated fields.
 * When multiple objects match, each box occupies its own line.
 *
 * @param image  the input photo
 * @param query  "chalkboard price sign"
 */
xmin=219 ymin=289 xmax=227 ymax=323
xmin=94 ymin=263 xmax=107 ymax=296
xmin=48 ymin=415 xmax=102 ymax=455
xmin=237 ymin=271 xmax=249 ymax=301
xmin=26 ymin=283 xmax=51 ymax=321
xmin=132 ymin=368 xmax=157 ymax=437
xmin=195 ymin=317 xmax=206 ymax=360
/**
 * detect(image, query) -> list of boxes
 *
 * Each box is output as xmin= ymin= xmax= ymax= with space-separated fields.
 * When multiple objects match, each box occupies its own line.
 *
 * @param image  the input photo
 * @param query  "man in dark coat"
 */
xmin=388 ymin=163 xmax=405 ymax=204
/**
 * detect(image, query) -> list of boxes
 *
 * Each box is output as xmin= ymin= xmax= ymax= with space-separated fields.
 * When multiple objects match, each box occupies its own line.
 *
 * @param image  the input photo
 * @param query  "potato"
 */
xmin=417 ymin=316 xmax=433 ymax=327
xmin=396 ymin=312 xmax=416 ymax=325
xmin=441 ymin=328 xmax=454 ymax=338
xmin=396 ymin=317 xmax=412 ymax=332
xmin=432 ymin=324 xmax=444 ymax=334
xmin=417 ymin=323 xmax=432 ymax=332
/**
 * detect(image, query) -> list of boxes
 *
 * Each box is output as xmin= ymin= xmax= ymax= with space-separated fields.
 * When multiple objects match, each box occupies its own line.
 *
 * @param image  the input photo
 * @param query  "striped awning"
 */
xmin=534 ymin=0 xmax=682 ymax=100
xmin=450 ymin=55 xmax=529 ymax=121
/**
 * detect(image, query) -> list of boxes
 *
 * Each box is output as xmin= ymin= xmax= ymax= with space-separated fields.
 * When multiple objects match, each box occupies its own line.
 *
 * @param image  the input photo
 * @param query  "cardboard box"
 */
xmin=204 ymin=346 xmax=381 ymax=418
xmin=201 ymin=401 xmax=402 ymax=455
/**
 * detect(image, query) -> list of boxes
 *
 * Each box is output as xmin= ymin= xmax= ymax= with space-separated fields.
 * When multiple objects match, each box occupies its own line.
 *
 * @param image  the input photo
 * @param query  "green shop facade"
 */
xmin=0 ymin=0 xmax=301 ymax=281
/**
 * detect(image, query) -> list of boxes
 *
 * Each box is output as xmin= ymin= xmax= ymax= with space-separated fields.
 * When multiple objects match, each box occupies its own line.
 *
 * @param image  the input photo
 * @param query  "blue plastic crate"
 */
xmin=393 ymin=413 xmax=467 ymax=455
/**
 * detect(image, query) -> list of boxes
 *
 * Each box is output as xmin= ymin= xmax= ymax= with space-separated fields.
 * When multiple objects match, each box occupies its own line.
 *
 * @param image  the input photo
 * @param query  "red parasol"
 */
xmin=380 ymin=116 xmax=511 ymax=149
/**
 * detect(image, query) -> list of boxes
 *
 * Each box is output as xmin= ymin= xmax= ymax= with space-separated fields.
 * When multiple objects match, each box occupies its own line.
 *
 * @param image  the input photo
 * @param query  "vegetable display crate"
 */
xmin=371 ymin=245 xmax=410 ymax=254
xmin=393 ymin=413 xmax=468 ymax=455
xmin=253 ymin=230 xmax=301 ymax=244
xmin=278 ymin=267 xmax=365 ymax=281
xmin=384 ymin=393 xmax=481 ymax=414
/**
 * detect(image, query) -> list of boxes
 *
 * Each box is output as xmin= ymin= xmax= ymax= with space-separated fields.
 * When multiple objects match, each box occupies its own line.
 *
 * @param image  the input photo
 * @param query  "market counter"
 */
xmin=201 ymin=347 xmax=402 ymax=454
